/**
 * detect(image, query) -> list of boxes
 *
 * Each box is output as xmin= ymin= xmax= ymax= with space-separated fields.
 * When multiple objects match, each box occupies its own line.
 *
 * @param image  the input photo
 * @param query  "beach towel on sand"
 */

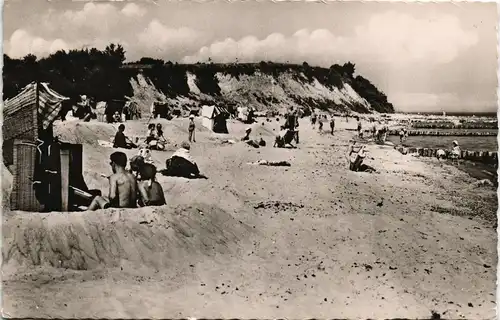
xmin=98 ymin=140 xmax=114 ymax=148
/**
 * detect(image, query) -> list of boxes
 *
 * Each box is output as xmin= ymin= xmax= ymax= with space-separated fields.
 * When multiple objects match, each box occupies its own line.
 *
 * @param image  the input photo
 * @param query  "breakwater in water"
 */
xmin=388 ymin=130 xmax=497 ymax=136
xmin=411 ymin=121 xmax=497 ymax=129
xmin=394 ymin=145 xmax=498 ymax=166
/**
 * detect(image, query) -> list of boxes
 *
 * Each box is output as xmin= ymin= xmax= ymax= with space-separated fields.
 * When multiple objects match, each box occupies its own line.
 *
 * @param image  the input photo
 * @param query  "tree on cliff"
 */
xmin=350 ymin=75 xmax=394 ymax=113
xmin=3 ymin=43 xmax=130 ymax=102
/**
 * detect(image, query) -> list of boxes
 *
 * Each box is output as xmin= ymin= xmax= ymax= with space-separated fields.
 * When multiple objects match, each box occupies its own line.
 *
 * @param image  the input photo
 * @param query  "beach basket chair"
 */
xmin=10 ymin=140 xmax=43 ymax=211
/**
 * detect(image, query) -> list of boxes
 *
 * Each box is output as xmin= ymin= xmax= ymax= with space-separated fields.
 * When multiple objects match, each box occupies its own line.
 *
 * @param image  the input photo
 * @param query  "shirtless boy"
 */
xmin=137 ymin=165 xmax=166 ymax=207
xmin=88 ymin=152 xmax=138 ymax=210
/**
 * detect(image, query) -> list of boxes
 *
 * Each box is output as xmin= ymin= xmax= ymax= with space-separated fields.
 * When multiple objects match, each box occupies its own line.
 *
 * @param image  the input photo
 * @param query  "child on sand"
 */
xmin=137 ymin=164 xmax=166 ymax=207
xmin=188 ymin=115 xmax=196 ymax=143
xmin=113 ymin=124 xmax=137 ymax=149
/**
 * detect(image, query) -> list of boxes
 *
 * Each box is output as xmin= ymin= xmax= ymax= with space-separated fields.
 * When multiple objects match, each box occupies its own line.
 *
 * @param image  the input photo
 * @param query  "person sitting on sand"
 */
xmin=145 ymin=124 xmax=156 ymax=144
xmin=274 ymin=126 xmax=296 ymax=148
xmin=88 ymin=152 xmax=138 ymax=210
xmin=113 ymin=111 xmax=122 ymax=123
xmin=242 ymin=127 xmax=252 ymax=141
xmin=144 ymin=123 xmax=162 ymax=150
xmin=137 ymin=164 xmax=166 ymax=207
xmin=129 ymin=155 xmax=156 ymax=180
xmin=113 ymin=124 xmax=137 ymax=149
xmin=156 ymin=123 xmax=166 ymax=143
xmin=436 ymin=149 xmax=446 ymax=160
xmin=152 ymin=123 xmax=166 ymax=151
xmin=138 ymin=148 xmax=154 ymax=165
xmin=346 ymin=141 xmax=373 ymax=172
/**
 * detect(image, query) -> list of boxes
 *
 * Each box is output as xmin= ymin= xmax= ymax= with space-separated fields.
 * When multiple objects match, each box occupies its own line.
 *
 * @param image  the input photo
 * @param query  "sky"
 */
xmin=3 ymin=0 xmax=498 ymax=112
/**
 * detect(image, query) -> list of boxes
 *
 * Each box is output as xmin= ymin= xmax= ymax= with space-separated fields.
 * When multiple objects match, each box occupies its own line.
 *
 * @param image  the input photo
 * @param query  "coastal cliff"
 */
xmin=3 ymin=46 xmax=394 ymax=116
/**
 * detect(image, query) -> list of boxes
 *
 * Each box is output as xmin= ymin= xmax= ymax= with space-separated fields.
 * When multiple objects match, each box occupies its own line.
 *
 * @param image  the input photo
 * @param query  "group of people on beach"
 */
xmin=88 ymin=138 xmax=203 ymax=211
xmin=90 ymin=108 xmax=401 ymax=211
xmin=311 ymin=111 xmax=335 ymax=135
xmin=113 ymin=115 xmax=197 ymax=151
xmin=88 ymin=151 xmax=166 ymax=210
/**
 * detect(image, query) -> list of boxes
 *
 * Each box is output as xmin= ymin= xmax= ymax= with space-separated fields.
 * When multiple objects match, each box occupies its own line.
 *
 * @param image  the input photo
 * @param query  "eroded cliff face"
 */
xmin=128 ymin=63 xmax=393 ymax=115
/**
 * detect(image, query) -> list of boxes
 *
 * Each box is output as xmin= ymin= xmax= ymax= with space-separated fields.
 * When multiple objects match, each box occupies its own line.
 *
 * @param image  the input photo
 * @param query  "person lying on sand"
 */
xmin=137 ymin=164 xmax=166 ymax=207
xmin=88 ymin=152 xmax=138 ymax=210
xmin=164 ymin=142 xmax=203 ymax=178
xmin=113 ymin=124 xmax=137 ymax=149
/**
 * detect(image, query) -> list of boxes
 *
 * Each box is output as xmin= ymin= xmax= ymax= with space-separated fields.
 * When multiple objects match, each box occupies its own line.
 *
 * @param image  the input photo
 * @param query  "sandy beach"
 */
xmin=2 ymin=117 xmax=497 ymax=319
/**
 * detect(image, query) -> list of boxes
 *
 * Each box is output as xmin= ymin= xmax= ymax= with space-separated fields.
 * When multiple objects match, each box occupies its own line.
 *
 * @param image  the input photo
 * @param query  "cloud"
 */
xmin=182 ymin=11 xmax=478 ymax=68
xmin=136 ymin=20 xmax=205 ymax=58
xmin=6 ymin=3 xmax=146 ymax=59
xmin=5 ymin=29 xmax=72 ymax=58
xmin=59 ymin=3 xmax=120 ymax=34
xmin=5 ymin=29 xmax=131 ymax=59
xmin=121 ymin=3 xmax=147 ymax=18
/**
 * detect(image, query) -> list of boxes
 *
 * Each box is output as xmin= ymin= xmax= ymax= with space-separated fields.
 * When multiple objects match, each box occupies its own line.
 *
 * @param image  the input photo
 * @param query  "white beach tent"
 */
xmin=201 ymin=105 xmax=229 ymax=133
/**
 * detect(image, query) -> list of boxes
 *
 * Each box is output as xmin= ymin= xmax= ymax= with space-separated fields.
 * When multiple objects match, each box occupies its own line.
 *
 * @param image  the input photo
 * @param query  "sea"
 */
xmin=392 ymin=113 xmax=498 ymax=151
xmin=387 ymin=130 xmax=498 ymax=152
xmin=403 ymin=111 xmax=497 ymax=118
xmin=391 ymin=112 xmax=498 ymax=183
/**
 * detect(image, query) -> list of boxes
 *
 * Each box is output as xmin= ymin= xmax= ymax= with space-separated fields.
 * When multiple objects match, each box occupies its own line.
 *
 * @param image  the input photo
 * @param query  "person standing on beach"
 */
xmin=357 ymin=118 xmax=363 ymax=138
xmin=399 ymin=128 xmax=405 ymax=143
xmin=450 ymin=140 xmax=461 ymax=163
xmin=311 ymin=111 xmax=317 ymax=128
xmin=330 ymin=116 xmax=335 ymax=135
xmin=188 ymin=115 xmax=196 ymax=142
xmin=318 ymin=115 xmax=324 ymax=132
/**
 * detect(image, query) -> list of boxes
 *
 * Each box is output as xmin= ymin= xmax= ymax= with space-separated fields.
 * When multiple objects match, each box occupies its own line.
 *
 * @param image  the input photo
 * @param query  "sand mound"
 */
xmin=54 ymin=120 xmax=118 ymax=145
xmin=2 ymin=203 xmax=253 ymax=273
